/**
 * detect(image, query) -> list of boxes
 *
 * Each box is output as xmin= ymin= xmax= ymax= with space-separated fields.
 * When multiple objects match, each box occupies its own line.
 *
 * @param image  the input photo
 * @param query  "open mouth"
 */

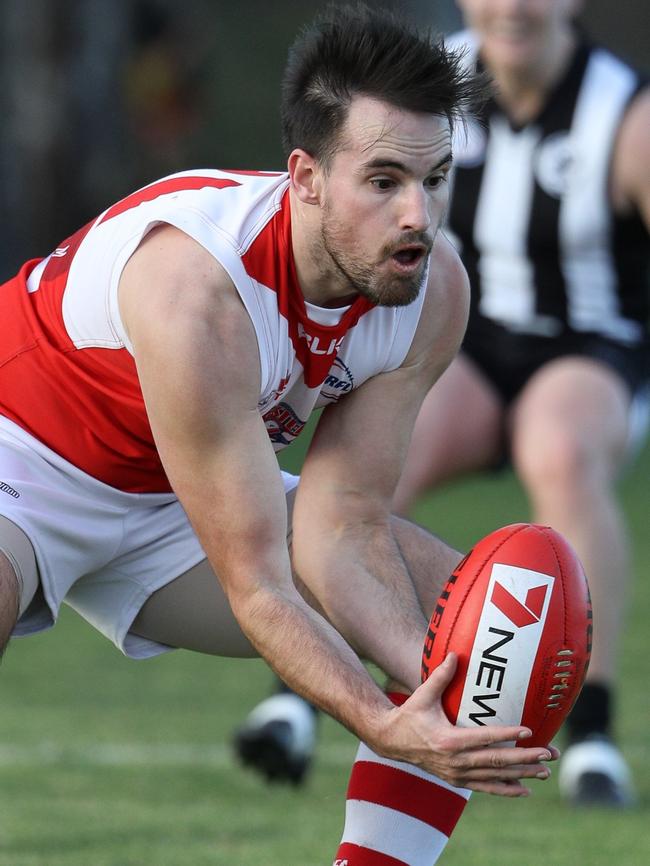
xmin=390 ymin=246 xmax=427 ymax=269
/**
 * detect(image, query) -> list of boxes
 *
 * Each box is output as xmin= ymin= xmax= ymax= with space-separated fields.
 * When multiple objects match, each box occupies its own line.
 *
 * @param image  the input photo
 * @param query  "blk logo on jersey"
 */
xmin=297 ymin=322 xmax=344 ymax=356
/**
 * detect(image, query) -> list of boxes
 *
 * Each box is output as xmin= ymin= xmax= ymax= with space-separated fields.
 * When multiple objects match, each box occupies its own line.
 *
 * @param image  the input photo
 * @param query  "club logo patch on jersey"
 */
xmin=533 ymin=132 xmax=574 ymax=198
xmin=456 ymin=564 xmax=555 ymax=728
xmin=257 ymin=373 xmax=292 ymax=412
xmin=263 ymin=402 xmax=306 ymax=446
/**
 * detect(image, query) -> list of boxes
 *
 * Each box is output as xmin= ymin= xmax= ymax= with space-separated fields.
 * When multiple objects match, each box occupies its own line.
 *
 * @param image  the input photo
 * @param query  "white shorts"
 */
xmin=0 ymin=416 xmax=298 ymax=659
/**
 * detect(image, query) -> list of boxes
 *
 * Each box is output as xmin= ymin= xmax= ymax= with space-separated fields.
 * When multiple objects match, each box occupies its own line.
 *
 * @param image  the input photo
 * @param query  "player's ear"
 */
xmin=288 ymin=149 xmax=322 ymax=205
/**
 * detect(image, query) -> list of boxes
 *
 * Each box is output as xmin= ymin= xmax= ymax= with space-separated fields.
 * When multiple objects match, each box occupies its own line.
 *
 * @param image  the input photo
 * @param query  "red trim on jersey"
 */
xmin=346 ymin=761 xmax=467 ymax=838
xmin=98 ymin=176 xmax=240 ymax=224
xmin=0 ymin=262 xmax=170 ymax=492
xmin=0 ymin=175 xmax=245 ymax=493
xmin=335 ymin=844 xmax=408 ymax=866
xmin=242 ymin=189 xmax=375 ymax=389
xmin=42 ymin=219 xmax=95 ymax=285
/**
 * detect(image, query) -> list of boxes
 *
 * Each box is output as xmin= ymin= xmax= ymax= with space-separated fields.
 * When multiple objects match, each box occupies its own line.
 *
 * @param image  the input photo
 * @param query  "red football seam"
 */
xmin=532 ymin=525 xmax=568 ymax=731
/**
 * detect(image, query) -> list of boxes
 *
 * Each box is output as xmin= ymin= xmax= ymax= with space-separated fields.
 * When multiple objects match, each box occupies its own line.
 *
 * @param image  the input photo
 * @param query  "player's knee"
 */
xmin=514 ymin=427 xmax=606 ymax=496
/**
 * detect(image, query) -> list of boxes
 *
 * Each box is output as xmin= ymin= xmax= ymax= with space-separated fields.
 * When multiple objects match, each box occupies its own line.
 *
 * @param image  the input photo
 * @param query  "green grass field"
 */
xmin=1 ymin=435 xmax=648 ymax=865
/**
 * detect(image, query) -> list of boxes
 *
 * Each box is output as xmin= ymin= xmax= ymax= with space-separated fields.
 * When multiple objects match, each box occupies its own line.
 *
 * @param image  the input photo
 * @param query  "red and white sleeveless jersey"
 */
xmin=0 ymin=169 xmax=425 ymax=493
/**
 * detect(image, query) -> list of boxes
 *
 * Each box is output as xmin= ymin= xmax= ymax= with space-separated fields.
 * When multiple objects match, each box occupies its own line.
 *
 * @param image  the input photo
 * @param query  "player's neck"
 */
xmin=290 ymin=192 xmax=359 ymax=309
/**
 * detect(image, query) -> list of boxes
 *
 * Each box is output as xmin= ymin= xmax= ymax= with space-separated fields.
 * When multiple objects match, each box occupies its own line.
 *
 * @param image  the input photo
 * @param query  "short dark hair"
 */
xmin=281 ymin=3 xmax=487 ymax=164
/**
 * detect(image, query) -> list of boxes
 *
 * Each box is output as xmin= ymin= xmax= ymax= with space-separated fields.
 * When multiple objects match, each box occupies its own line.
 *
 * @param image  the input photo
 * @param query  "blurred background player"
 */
xmin=394 ymin=0 xmax=649 ymax=807
xmin=234 ymin=0 xmax=649 ymax=807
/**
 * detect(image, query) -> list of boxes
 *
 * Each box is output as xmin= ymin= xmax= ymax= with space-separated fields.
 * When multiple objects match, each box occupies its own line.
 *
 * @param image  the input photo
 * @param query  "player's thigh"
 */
xmin=130 ymin=483 xmax=300 ymax=658
xmin=0 ymin=515 xmax=39 ymax=620
xmin=130 ymin=558 xmax=259 ymax=657
xmin=396 ymin=353 xmax=504 ymax=501
xmin=510 ymin=357 xmax=632 ymax=482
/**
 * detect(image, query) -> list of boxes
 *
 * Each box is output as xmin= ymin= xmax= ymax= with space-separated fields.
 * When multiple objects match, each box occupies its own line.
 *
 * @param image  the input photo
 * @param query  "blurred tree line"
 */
xmin=0 ymin=0 xmax=646 ymax=279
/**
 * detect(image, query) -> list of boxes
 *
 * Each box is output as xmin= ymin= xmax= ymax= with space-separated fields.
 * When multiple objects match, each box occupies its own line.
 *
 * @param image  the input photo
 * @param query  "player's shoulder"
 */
xmin=425 ymin=232 xmax=469 ymax=313
xmin=584 ymin=38 xmax=647 ymax=82
xmin=120 ymin=223 xmax=247 ymax=340
xmin=406 ymin=234 xmax=469 ymax=368
xmin=610 ymin=83 xmax=650 ymax=215
xmin=100 ymin=168 xmax=290 ymax=248
xmin=116 ymin=168 xmax=291 ymax=313
xmin=579 ymin=38 xmax=648 ymax=120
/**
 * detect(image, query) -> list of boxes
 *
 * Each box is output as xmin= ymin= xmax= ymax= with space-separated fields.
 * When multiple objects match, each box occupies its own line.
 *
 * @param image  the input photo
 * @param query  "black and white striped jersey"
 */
xmin=447 ymin=31 xmax=649 ymax=346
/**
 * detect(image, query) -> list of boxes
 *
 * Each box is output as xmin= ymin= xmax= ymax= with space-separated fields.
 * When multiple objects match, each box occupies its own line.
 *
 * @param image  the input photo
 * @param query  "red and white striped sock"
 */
xmin=333 ymin=694 xmax=471 ymax=866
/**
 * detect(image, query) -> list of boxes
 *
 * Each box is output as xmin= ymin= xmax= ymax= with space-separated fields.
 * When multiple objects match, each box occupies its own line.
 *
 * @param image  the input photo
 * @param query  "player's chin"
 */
xmin=372 ymin=271 xmax=425 ymax=307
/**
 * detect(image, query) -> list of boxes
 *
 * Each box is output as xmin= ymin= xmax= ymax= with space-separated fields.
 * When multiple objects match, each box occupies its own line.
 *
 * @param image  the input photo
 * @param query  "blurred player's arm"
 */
xmin=292 ymin=232 xmax=468 ymax=691
xmin=612 ymin=86 xmax=650 ymax=229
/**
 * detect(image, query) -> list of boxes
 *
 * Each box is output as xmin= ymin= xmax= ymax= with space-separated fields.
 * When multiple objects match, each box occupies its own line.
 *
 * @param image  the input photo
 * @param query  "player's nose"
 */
xmin=398 ymin=185 xmax=431 ymax=233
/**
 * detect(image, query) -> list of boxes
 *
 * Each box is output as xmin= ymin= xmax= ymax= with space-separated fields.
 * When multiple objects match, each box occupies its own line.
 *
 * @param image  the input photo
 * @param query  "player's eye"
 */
xmin=425 ymin=173 xmax=448 ymax=190
xmin=370 ymin=177 xmax=396 ymax=191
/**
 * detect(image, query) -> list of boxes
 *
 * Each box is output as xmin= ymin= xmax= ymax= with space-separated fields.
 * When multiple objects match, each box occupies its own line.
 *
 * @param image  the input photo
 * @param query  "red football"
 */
xmin=421 ymin=523 xmax=592 ymax=747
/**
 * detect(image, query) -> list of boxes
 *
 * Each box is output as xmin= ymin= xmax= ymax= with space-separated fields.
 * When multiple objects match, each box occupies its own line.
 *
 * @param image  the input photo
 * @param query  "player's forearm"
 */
xmin=228 ymin=580 xmax=395 ymax=745
xmin=294 ymin=523 xmax=427 ymax=692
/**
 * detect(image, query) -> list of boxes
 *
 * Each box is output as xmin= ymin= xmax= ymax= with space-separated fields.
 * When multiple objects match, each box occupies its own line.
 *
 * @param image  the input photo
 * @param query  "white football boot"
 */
xmin=558 ymin=735 xmax=636 ymax=807
xmin=233 ymin=692 xmax=317 ymax=785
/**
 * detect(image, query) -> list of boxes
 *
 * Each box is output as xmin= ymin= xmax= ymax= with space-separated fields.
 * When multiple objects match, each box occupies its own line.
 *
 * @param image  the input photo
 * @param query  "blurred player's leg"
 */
xmin=233 ymin=679 xmax=318 ymax=785
xmin=393 ymin=353 xmax=504 ymax=515
xmin=511 ymin=357 xmax=638 ymax=807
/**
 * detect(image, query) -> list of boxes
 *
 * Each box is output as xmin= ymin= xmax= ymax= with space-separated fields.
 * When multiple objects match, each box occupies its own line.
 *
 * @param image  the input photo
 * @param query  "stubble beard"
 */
xmin=319 ymin=208 xmax=431 ymax=308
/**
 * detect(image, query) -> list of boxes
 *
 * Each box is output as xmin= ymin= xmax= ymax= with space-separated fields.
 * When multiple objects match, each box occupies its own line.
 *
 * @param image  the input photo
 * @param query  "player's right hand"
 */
xmin=370 ymin=653 xmax=559 ymax=797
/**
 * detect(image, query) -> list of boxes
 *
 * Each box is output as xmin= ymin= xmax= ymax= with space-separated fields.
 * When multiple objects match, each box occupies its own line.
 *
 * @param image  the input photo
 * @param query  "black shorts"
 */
xmin=462 ymin=319 xmax=650 ymax=407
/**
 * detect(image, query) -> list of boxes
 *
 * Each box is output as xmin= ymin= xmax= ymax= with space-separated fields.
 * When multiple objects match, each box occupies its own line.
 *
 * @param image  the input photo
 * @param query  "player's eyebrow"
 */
xmin=360 ymin=152 xmax=453 ymax=174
